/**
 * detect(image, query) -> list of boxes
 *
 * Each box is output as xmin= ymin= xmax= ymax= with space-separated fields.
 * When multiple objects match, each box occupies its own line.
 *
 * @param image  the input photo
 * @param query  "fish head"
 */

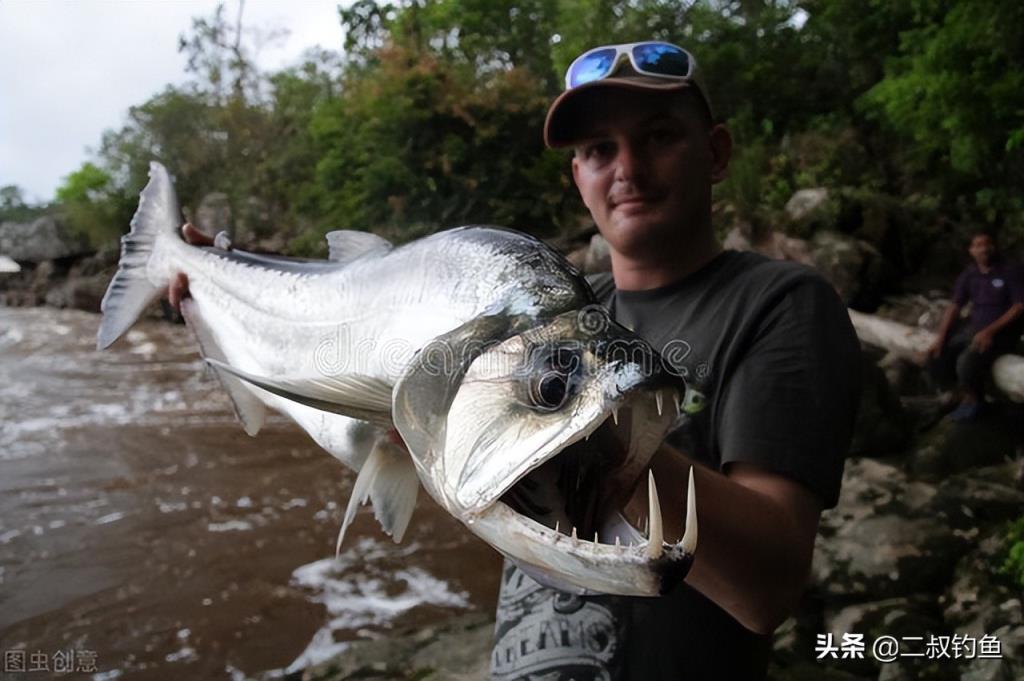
xmin=394 ymin=307 xmax=696 ymax=596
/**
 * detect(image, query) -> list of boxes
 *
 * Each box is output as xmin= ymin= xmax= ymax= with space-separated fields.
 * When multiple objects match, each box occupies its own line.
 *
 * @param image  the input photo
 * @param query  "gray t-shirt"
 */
xmin=491 ymin=250 xmax=861 ymax=680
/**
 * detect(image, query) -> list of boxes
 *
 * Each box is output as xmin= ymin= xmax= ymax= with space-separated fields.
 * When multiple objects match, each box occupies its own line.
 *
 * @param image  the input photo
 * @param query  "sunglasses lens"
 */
xmin=631 ymin=42 xmax=691 ymax=77
xmin=568 ymin=48 xmax=618 ymax=88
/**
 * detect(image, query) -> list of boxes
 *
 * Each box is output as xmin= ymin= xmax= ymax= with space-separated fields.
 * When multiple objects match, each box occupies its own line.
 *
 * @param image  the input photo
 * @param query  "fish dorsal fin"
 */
xmin=325 ymin=230 xmax=392 ymax=263
xmin=204 ymin=358 xmax=393 ymax=424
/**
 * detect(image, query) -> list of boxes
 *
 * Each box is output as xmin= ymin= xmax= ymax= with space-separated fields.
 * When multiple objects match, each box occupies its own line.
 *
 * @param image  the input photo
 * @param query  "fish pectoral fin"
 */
xmin=337 ymin=437 xmax=419 ymax=553
xmin=325 ymin=230 xmax=393 ymax=263
xmin=205 ymin=358 xmax=393 ymax=423
xmin=182 ymin=300 xmax=266 ymax=435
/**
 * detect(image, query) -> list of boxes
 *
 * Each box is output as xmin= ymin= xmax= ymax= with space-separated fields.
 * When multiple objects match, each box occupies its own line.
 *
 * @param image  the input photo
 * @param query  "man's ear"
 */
xmin=709 ymin=124 xmax=733 ymax=185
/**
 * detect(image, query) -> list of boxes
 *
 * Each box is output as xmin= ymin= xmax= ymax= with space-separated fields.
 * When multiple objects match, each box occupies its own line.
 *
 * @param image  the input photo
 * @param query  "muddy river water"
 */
xmin=0 ymin=307 xmax=501 ymax=680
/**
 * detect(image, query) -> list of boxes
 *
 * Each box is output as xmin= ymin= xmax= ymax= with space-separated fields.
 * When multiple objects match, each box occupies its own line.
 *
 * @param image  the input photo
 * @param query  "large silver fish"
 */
xmin=97 ymin=162 xmax=697 ymax=596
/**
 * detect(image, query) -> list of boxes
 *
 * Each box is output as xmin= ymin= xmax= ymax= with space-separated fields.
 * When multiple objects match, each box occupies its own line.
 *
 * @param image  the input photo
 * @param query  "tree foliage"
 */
xmin=49 ymin=0 xmax=1024 ymax=261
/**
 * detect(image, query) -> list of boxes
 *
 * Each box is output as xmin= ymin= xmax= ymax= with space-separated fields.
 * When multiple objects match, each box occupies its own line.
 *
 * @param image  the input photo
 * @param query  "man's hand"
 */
xmin=926 ymin=336 xmax=946 ymax=359
xmin=970 ymin=328 xmax=995 ymax=353
xmin=167 ymin=223 xmax=215 ymax=312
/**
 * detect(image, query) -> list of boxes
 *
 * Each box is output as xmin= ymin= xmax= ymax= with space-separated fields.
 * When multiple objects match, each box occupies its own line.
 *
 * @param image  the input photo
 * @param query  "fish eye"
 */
xmin=531 ymin=372 xmax=569 ymax=410
xmin=525 ymin=346 xmax=580 ymax=411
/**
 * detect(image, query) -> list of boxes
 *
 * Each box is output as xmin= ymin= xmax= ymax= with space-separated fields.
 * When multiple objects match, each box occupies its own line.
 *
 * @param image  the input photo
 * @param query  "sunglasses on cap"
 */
xmin=565 ymin=41 xmax=696 ymax=89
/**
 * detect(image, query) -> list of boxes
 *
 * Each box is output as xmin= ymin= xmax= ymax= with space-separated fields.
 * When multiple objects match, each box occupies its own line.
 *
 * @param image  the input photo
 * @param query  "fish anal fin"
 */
xmin=181 ymin=300 xmax=266 ymax=435
xmin=336 ymin=437 xmax=419 ymax=554
xmin=325 ymin=230 xmax=392 ymax=263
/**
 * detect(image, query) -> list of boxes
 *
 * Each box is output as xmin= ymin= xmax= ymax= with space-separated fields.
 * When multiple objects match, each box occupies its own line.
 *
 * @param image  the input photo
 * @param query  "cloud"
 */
xmin=0 ymin=0 xmax=343 ymax=202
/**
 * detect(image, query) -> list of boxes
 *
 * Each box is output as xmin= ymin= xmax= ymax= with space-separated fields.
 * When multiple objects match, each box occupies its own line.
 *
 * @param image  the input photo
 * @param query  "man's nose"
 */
xmin=614 ymin=142 xmax=648 ymax=183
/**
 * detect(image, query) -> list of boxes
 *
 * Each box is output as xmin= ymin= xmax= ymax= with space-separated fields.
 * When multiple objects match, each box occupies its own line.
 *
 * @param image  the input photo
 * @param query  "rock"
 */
xmin=810 ymin=231 xmax=884 ymax=307
xmin=958 ymin=624 xmax=1024 ymax=681
xmin=194 ymin=192 xmax=232 ymax=237
xmin=722 ymin=225 xmax=815 ymax=265
xmin=767 ymin=659 xmax=873 ymax=681
xmin=297 ymin=613 xmax=492 ymax=681
xmin=927 ymin=463 xmax=1024 ymax=531
xmin=583 ymin=233 xmax=611 ymax=274
xmin=814 ymin=513 xmax=968 ymax=600
xmin=850 ymin=353 xmax=912 ymax=457
xmin=236 ymin=196 xmax=272 ymax=244
xmin=0 ymin=215 xmax=91 ymax=262
xmin=43 ymin=272 xmax=110 ymax=312
xmin=785 ymin=188 xmax=833 ymax=226
xmin=0 ymin=254 xmax=20 ymax=272
xmin=822 ymin=595 xmax=949 ymax=679
xmin=941 ymin=530 xmax=1023 ymax=637
xmin=813 ymin=459 xmax=967 ymax=599
xmin=907 ymin=413 xmax=1020 ymax=480
xmin=565 ymin=245 xmax=588 ymax=271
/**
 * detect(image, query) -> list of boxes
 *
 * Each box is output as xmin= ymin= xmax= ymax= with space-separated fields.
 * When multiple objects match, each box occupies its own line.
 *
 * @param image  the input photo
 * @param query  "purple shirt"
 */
xmin=953 ymin=260 xmax=1024 ymax=332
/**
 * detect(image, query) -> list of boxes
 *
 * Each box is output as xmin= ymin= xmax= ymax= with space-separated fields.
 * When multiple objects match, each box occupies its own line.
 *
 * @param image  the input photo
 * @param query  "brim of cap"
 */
xmin=544 ymin=76 xmax=696 ymax=148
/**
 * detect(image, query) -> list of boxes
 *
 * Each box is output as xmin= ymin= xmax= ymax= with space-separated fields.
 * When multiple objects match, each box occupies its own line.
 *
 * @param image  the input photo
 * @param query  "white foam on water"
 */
xmin=207 ymin=520 xmax=253 ymax=533
xmin=286 ymin=538 xmax=470 ymax=674
xmin=95 ymin=512 xmax=126 ymax=525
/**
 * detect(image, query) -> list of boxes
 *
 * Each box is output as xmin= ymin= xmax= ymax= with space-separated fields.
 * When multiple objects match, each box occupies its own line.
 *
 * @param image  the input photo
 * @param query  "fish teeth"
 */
xmin=680 ymin=466 xmax=698 ymax=555
xmin=674 ymin=391 xmax=682 ymax=416
xmin=612 ymin=407 xmax=619 ymax=426
xmin=656 ymin=390 xmax=663 ymax=416
xmin=593 ymin=532 xmax=600 ymax=548
xmin=646 ymin=470 xmax=664 ymax=559
xmin=554 ymin=521 xmax=560 ymax=535
xmin=571 ymin=525 xmax=578 ymax=542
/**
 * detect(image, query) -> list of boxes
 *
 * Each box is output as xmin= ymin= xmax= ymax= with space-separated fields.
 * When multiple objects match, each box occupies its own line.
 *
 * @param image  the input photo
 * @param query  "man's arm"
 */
xmin=628 ymin=444 xmax=821 ymax=635
xmin=971 ymin=302 xmax=1024 ymax=352
xmin=928 ymin=302 xmax=962 ymax=358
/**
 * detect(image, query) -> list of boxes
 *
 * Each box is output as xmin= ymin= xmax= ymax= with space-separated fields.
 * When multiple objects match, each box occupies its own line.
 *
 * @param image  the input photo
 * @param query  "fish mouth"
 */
xmin=474 ymin=387 xmax=697 ymax=596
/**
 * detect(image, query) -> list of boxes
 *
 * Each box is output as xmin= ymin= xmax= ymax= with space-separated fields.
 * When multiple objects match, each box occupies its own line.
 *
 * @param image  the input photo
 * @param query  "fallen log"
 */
xmin=848 ymin=309 xmax=1024 ymax=402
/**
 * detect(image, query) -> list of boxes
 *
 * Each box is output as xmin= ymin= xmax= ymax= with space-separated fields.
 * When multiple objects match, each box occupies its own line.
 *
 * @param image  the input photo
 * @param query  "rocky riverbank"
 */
xmin=5 ymin=195 xmax=1023 ymax=681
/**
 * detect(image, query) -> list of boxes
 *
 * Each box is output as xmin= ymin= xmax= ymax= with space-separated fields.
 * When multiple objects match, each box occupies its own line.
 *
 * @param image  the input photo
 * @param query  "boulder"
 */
xmin=785 ymin=188 xmax=834 ymax=228
xmin=822 ymin=595 xmax=950 ymax=680
xmin=0 ymin=215 xmax=91 ymax=262
xmin=813 ymin=513 xmax=968 ymax=600
xmin=810 ymin=231 xmax=885 ymax=307
xmin=297 ymin=613 xmax=492 ymax=681
xmin=582 ymin=233 xmax=611 ymax=274
xmin=941 ymin=530 xmax=1023 ymax=638
xmin=43 ymin=272 xmax=110 ymax=312
xmin=194 ymin=192 xmax=232 ymax=237
xmin=813 ymin=459 xmax=968 ymax=599
xmin=906 ymin=413 xmax=1021 ymax=480
xmin=926 ymin=463 xmax=1024 ymax=531
xmin=957 ymin=624 xmax=1024 ymax=681
xmin=850 ymin=353 xmax=912 ymax=457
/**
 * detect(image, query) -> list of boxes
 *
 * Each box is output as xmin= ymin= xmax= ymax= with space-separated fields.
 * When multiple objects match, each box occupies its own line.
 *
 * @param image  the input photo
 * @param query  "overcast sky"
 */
xmin=0 ymin=0 xmax=347 ymax=203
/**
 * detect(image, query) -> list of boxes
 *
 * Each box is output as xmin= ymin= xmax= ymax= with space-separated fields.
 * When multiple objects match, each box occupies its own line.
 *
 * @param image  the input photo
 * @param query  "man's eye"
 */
xmin=584 ymin=142 xmax=614 ymax=160
xmin=647 ymin=128 xmax=676 ymax=144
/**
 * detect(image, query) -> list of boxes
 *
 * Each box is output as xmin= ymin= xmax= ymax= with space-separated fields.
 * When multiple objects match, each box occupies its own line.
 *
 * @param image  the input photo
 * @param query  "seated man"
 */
xmin=928 ymin=231 xmax=1024 ymax=421
xmin=489 ymin=41 xmax=861 ymax=680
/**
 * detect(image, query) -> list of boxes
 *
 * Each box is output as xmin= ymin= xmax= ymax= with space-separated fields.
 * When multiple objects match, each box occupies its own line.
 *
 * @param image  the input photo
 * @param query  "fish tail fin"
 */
xmin=96 ymin=162 xmax=180 ymax=350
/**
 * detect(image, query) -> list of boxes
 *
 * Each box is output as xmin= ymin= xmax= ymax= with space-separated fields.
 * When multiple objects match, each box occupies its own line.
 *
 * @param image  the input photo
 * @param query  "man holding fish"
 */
xmin=159 ymin=41 xmax=860 ymax=681
xmin=487 ymin=42 xmax=861 ymax=680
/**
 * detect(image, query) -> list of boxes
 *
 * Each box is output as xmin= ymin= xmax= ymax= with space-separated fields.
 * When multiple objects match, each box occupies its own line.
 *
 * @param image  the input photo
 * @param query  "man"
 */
xmin=488 ymin=42 xmax=860 ymax=680
xmin=927 ymin=231 xmax=1024 ymax=422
